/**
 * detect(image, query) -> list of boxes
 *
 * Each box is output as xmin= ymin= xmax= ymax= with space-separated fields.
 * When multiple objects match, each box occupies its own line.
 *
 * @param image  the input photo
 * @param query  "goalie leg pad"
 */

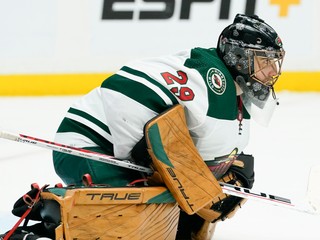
xmin=144 ymin=105 xmax=222 ymax=214
xmin=43 ymin=186 xmax=180 ymax=239
xmin=3 ymin=184 xmax=180 ymax=240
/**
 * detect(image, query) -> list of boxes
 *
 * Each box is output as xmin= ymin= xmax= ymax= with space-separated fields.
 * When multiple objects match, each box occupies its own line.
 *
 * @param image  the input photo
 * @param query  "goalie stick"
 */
xmin=0 ymin=130 xmax=319 ymax=215
xmin=0 ymin=131 xmax=153 ymax=174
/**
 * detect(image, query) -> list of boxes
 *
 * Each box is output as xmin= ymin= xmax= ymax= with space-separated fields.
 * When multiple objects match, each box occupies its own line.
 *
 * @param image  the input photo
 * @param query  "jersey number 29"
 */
xmin=161 ymin=71 xmax=194 ymax=101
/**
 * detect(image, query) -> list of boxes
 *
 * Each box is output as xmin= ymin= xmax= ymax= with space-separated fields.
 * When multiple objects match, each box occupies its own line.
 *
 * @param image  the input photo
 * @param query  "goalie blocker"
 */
xmin=143 ymin=104 xmax=223 ymax=214
xmin=142 ymin=105 xmax=254 ymax=219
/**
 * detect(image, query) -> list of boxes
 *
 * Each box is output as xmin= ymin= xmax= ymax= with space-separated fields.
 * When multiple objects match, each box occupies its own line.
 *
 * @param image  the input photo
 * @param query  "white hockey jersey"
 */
xmin=54 ymin=47 xmax=250 ymax=161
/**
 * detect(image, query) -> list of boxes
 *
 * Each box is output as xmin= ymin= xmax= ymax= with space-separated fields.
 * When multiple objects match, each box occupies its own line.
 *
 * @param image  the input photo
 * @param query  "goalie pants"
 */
xmin=52 ymin=147 xmax=142 ymax=187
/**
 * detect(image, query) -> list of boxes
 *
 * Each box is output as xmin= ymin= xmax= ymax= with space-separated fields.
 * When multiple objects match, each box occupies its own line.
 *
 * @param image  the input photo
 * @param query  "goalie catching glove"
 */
xmin=197 ymin=153 xmax=255 ymax=222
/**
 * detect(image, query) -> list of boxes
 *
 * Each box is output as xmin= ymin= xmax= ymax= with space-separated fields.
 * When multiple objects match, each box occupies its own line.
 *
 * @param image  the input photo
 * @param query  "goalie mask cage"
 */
xmin=40 ymin=186 xmax=180 ymax=240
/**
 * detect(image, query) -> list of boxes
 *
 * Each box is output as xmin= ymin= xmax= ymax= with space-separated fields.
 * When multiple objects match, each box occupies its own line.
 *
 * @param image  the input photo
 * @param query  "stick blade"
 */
xmin=307 ymin=165 xmax=320 ymax=214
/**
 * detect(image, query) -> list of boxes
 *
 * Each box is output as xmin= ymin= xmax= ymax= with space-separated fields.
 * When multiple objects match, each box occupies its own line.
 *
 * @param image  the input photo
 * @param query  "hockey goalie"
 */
xmin=1 ymin=13 xmax=284 ymax=239
xmin=1 ymin=105 xmax=254 ymax=240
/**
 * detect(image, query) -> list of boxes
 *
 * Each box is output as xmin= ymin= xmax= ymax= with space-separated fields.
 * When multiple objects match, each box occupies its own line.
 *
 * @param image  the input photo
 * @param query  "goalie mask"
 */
xmin=217 ymin=14 xmax=285 ymax=120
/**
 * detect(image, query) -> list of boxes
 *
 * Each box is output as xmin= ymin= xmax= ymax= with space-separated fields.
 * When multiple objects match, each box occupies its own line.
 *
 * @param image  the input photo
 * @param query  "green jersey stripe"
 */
xmin=56 ymin=118 xmax=114 ymax=155
xmin=68 ymin=107 xmax=111 ymax=135
xmin=121 ymin=66 xmax=178 ymax=105
xmin=101 ymin=74 xmax=177 ymax=113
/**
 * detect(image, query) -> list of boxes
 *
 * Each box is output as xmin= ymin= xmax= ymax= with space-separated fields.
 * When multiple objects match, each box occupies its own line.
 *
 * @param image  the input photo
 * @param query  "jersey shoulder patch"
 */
xmin=206 ymin=67 xmax=227 ymax=95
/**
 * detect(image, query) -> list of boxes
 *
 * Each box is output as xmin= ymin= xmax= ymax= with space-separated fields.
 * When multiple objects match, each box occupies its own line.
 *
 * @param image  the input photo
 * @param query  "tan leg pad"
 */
xmin=145 ymin=105 xmax=222 ymax=214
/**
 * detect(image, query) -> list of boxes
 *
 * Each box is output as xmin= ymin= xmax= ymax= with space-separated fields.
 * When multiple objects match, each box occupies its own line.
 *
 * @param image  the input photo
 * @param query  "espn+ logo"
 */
xmin=102 ymin=0 xmax=256 ymax=20
xmin=102 ymin=0 xmax=300 ymax=20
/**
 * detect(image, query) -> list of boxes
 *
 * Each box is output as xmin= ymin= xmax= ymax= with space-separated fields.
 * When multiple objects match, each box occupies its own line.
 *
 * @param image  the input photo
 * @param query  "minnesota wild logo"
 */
xmin=206 ymin=68 xmax=226 ymax=95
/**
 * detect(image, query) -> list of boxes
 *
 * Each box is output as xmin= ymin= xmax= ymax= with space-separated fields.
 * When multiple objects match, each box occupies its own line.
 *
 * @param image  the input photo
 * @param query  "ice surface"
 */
xmin=0 ymin=93 xmax=319 ymax=239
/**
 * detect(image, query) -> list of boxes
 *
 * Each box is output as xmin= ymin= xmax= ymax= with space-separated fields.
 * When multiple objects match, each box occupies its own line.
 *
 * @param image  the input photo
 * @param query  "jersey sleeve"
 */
xmin=100 ymin=66 xmax=179 ymax=159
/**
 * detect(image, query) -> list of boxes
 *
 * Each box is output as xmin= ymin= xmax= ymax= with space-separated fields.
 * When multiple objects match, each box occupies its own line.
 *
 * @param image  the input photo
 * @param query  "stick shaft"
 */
xmin=0 ymin=130 xmax=318 ymax=215
xmin=220 ymin=182 xmax=317 ymax=215
xmin=0 ymin=131 xmax=153 ymax=174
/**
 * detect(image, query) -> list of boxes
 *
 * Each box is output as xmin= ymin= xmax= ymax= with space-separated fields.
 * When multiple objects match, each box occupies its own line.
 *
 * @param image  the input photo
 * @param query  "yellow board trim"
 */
xmin=0 ymin=73 xmax=111 ymax=96
xmin=0 ymin=71 xmax=320 ymax=96
xmin=275 ymin=72 xmax=320 ymax=92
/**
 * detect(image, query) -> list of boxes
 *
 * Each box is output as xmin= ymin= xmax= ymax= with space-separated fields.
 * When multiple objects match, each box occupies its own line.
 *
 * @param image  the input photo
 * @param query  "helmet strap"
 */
xmin=237 ymin=96 xmax=243 ymax=135
xmin=271 ymin=87 xmax=279 ymax=105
